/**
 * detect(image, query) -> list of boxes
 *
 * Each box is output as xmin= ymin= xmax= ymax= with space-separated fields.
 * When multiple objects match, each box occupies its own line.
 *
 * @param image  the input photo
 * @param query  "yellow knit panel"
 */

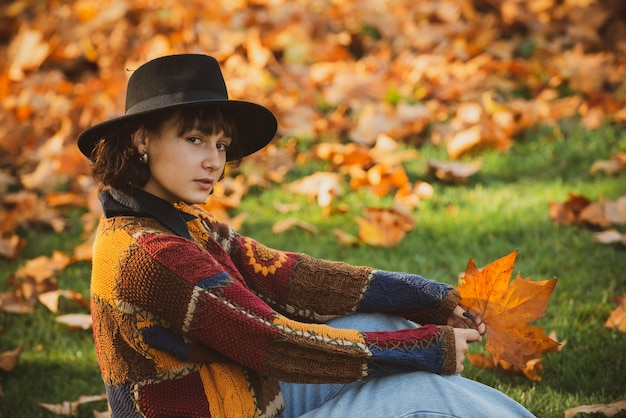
xmin=199 ymin=363 xmax=257 ymax=418
xmin=273 ymin=315 xmax=366 ymax=346
xmin=91 ymin=224 xmax=135 ymax=303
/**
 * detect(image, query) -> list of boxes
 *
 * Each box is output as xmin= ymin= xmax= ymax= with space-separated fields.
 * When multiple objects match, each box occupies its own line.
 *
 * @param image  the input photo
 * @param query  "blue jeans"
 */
xmin=278 ymin=313 xmax=536 ymax=418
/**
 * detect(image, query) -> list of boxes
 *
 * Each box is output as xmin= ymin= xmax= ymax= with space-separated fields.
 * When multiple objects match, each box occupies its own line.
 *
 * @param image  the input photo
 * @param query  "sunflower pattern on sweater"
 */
xmin=91 ymin=189 xmax=460 ymax=417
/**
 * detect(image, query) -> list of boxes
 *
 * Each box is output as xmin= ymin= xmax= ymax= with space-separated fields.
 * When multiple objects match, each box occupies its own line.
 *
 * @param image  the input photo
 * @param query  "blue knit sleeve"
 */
xmin=358 ymin=270 xmax=460 ymax=325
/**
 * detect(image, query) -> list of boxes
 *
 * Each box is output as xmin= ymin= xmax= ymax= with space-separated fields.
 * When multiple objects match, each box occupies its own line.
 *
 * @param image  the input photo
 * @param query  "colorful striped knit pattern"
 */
xmin=91 ymin=197 xmax=460 ymax=417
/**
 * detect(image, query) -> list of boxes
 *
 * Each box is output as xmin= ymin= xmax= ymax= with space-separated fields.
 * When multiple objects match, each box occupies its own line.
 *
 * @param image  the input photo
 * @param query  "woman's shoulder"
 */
xmin=99 ymin=215 xmax=179 ymax=237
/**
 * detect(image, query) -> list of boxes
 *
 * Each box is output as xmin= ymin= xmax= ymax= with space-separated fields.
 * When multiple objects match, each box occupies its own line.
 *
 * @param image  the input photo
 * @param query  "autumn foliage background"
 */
xmin=1 ymin=0 xmax=626 ymax=416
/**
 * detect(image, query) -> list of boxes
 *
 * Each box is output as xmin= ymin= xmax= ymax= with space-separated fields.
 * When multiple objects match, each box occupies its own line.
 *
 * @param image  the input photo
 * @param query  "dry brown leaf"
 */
xmin=579 ymin=202 xmax=612 ymax=228
xmin=273 ymin=202 xmax=301 ymax=214
xmin=56 ymin=313 xmax=93 ymax=330
xmin=356 ymin=206 xmax=415 ymax=247
xmin=312 ymin=142 xmax=372 ymax=167
xmin=206 ymin=176 xmax=249 ymax=209
xmin=0 ymin=233 xmax=23 ymax=259
xmin=365 ymin=164 xmax=410 ymax=198
xmin=603 ymin=196 xmax=626 ymax=225
xmin=272 ymin=218 xmax=319 ymax=234
xmin=239 ymin=144 xmax=296 ymax=187
xmin=593 ymin=229 xmax=626 ymax=246
xmin=285 ymin=172 xmax=343 ymax=210
xmin=549 ymin=193 xmax=592 ymax=226
xmin=564 ymin=399 xmax=626 ymax=418
xmin=38 ymin=289 xmax=90 ymax=313
xmin=370 ymin=133 xmax=421 ymax=166
xmin=0 ymin=347 xmax=22 ymax=372
xmin=333 ymin=229 xmax=361 ymax=247
xmin=15 ymin=251 xmax=71 ymax=283
xmin=38 ymin=401 xmax=77 ymax=415
xmin=604 ymin=293 xmax=626 ymax=332
xmin=7 ymin=25 xmax=50 ymax=81
xmin=427 ymin=159 xmax=481 ymax=182
xmin=0 ymin=291 xmax=34 ymax=314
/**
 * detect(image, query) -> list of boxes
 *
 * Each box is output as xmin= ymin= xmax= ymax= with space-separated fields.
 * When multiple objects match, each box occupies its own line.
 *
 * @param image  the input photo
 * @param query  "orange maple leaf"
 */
xmin=457 ymin=250 xmax=560 ymax=368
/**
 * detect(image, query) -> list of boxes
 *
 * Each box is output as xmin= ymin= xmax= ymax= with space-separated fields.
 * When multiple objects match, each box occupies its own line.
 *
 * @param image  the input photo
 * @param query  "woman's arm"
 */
xmin=116 ymin=231 xmax=458 ymax=382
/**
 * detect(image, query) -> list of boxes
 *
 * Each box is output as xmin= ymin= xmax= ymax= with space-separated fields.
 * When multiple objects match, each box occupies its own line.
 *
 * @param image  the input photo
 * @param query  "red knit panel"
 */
xmin=231 ymin=236 xmax=299 ymax=301
xmin=137 ymin=372 xmax=211 ymax=417
xmin=187 ymin=286 xmax=279 ymax=371
xmin=136 ymin=229 xmax=282 ymax=372
xmin=136 ymin=233 xmax=219 ymax=284
xmin=363 ymin=324 xmax=441 ymax=347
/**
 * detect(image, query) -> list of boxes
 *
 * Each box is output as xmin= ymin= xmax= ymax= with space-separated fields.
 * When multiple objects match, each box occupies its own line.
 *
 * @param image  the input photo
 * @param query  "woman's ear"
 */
xmin=131 ymin=128 xmax=148 ymax=154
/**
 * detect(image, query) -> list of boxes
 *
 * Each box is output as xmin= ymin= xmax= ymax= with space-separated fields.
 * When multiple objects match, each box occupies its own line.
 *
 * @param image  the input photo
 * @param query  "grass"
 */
xmin=1 ymin=122 xmax=625 ymax=417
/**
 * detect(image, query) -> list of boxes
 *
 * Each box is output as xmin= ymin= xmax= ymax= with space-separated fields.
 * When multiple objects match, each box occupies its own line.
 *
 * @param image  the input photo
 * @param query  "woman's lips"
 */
xmin=194 ymin=179 xmax=214 ymax=190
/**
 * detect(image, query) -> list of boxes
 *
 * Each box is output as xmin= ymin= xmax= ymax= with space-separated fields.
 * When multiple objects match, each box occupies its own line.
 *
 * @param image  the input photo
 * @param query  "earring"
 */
xmin=140 ymin=153 xmax=148 ymax=164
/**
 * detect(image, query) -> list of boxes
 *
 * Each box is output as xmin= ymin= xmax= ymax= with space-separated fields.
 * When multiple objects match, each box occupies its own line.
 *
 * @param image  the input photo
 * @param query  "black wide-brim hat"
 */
xmin=77 ymin=54 xmax=278 ymax=159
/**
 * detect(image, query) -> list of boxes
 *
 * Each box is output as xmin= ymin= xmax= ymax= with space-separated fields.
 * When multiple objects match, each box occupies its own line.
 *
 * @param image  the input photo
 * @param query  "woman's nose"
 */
xmin=202 ymin=147 xmax=222 ymax=171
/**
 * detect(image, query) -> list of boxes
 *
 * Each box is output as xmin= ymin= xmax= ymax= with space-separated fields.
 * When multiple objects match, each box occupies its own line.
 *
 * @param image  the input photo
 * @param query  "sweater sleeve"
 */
xmin=185 ymin=203 xmax=460 ymax=325
xmin=118 ymin=231 xmax=457 ymax=381
xmin=224 ymin=229 xmax=459 ymax=326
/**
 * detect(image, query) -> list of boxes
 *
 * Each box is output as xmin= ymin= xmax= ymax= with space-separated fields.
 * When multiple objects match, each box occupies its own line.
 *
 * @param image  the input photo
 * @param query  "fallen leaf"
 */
xmin=356 ymin=206 xmax=415 ymax=247
xmin=15 ymin=252 xmax=71 ymax=283
xmin=0 ymin=347 xmax=22 ymax=372
xmin=312 ymin=142 xmax=372 ymax=167
xmin=564 ymin=399 xmax=626 ymax=418
xmin=427 ymin=159 xmax=481 ymax=182
xmin=0 ymin=233 xmax=23 ymax=259
xmin=38 ymin=401 xmax=76 ymax=416
xmin=56 ymin=313 xmax=93 ymax=330
xmin=0 ymin=291 xmax=34 ymax=314
xmin=38 ymin=289 xmax=90 ymax=313
xmin=590 ymin=152 xmax=626 ymax=176
xmin=579 ymin=202 xmax=612 ymax=228
xmin=273 ymin=202 xmax=301 ymax=213
xmin=457 ymin=250 xmax=560 ymax=370
xmin=333 ymin=228 xmax=361 ymax=246
xmin=604 ymin=293 xmax=626 ymax=332
xmin=603 ymin=196 xmax=626 ymax=225
xmin=284 ymin=172 xmax=344 ymax=211
xmin=593 ymin=229 xmax=626 ymax=246
xmin=38 ymin=393 xmax=109 ymax=415
xmin=549 ymin=193 xmax=592 ymax=225
xmin=272 ymin=218 xmax=319 ymax=234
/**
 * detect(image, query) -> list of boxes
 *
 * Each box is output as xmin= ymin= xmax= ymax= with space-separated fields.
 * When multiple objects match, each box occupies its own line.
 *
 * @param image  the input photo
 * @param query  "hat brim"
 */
xmin=77 ymin=99 xmax=277 ymax=159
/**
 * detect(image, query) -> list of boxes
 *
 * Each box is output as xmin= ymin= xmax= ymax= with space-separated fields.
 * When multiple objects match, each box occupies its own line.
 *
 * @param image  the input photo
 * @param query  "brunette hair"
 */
xmin=90 ymin=107 xmax=242 ymax=191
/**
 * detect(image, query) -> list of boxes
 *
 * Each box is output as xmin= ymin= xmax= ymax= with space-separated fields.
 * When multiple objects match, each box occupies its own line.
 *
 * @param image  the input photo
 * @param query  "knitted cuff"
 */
xmin=439 ymin=325 xmax=457 ymax=375
xmin=430 ymin=289 xmax=462 ymax=325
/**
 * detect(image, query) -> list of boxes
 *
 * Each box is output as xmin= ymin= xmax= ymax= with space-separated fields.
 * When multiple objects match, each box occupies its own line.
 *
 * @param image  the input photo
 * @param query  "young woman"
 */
xmin=78 ymin=54 xmax=535 ymax=417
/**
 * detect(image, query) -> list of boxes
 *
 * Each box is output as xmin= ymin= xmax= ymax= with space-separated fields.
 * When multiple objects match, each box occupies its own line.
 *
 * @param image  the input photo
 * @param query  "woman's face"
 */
xmin=132 ymin=115 xmax=231 ymax=204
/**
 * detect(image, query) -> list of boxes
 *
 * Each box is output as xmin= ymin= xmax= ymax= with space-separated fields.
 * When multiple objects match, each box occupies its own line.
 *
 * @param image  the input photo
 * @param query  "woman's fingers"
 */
xmin=453 ymin=328 xmax=482 ymax=373
xmin=455 ymin=305 xmax=486 ymax=335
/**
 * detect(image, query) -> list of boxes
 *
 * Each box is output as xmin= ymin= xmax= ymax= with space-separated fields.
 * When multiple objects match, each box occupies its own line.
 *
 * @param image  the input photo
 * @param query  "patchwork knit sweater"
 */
xmin=91 ymin=188 xmax=461 ymax=417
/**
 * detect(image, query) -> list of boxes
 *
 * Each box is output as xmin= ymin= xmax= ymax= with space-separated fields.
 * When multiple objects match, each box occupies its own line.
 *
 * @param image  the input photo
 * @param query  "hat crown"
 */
xmin=125 ymin=54 xmax=229 ymax=115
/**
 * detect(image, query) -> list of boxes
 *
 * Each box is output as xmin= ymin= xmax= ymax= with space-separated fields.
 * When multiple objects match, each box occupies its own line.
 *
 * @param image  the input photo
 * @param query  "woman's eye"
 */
xmin=187 ymin=136 xmax=202 ymax=144
xmin=217 ymin=142 xmax=229 ymax=151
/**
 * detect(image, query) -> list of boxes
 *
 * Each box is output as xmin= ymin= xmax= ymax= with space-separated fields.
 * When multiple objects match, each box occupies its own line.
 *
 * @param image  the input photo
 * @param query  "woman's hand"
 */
xmin=448 ymin=305 xmax=485 ymax=335
xmin=448 ymin=305 xmax=485 ymax=373
xmin=453 ymin=328 xmax=481 ymax=373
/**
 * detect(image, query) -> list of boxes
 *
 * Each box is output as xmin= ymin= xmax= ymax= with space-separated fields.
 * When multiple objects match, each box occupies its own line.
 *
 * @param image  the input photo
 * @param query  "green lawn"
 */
xmin=1 ymin=123 xmax=625 ymax=417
